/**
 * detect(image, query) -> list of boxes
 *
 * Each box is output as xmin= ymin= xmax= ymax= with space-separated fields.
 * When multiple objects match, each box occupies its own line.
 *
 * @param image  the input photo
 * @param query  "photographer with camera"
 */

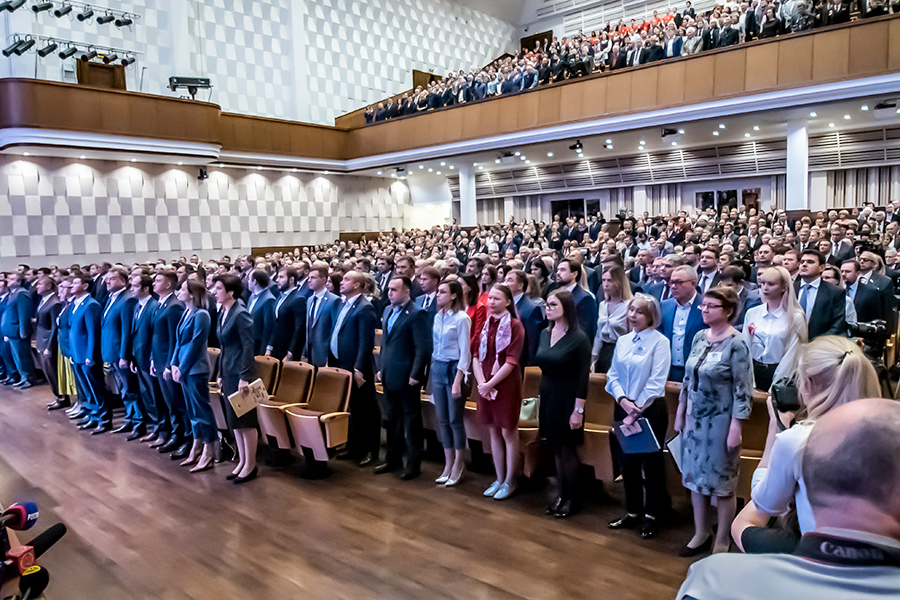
xmin=731 ymin=336 xmax=880 ymax=553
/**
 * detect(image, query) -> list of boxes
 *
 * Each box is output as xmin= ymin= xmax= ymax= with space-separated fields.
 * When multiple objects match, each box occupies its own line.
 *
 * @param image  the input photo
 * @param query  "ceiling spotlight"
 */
xmin=519 ymin=155 xmax=526 ymax=160
xmin=495 ymin=158 xmax=501 ymax=164
xmin=861 ymin=105 xmax=869 ymax=111
xmin=79 ymin=154 xmax=86 ymax=159
xmin=605 ymin=144 xmax=612 ymax=149
xmin=13 ymin=38 xmax=35 ymax=55
xmin=323 ymin=171 xmax=329 ymax=175
xmin=37 ymin=41 xmax=58 ymax=57
xmin=753 ymin=125 xmax=760 ymax=131
xmin=677 ymin=129 xmax=685 ymax=135
xmin=102 ymin=52 xmax=118 ymax=64
xmin=671 ymin=141 xmax=677 ymax=146
xmin=115 ymin=16 xmax=133 ymax=27
xmin=58 ymin=45 xmax=77 ymax=59
xmin=713 ymin=131 xmax=719 ymax=136
xmin=472 ymin=162 xmax=477 ymax=166
xmin=2 ymin=40 xmax=25 ymax=57
xmin=31 ymin=1 xmax=52 ymax=13
xmin=131 ymin=158 xmax=138 ymax=163
xmin=436 ymin=171 xmax=441 ymax=175
xmin=478 ymin=166 xmax=483 ymax=170
xmin=291 ymin=168 xmax=297 ymax=173
xmin=177 ymin=161 xmax=183 ymax=166
xmin=96 ymin=13 xmax=114 ymax=24
xmin=638 ymin=145 xmax=644 ymax=150
xmin=23 ymin=152 xmax=29 ymax=156
xmin=121 ymin=56 xmax=136 ymax=66
xmin=639 ymin=140 xmax=646 ymax=145
xmin=376 ymin=170 xmax=382 ymax=175
xmin=440 ymin=161 xmax=445 ymax=166
xmin=744 ymin=133 xmax=751 ymax=138
xmin=843 ymin=114 xmax=851 ymax=120
xmin=418 ymin=165 xmax=424 ymax=169
xmin=256 ymin=165 xmax=263 ymax=170
xmin=605 ymin=138 xmax=612 ymax=144
xmin=75 ymin=5 xmax=92 ymax=20
xmin=718 ymin=124 xmax=726 ymax=129
xmin=81 ymin=48 xmax=98 ymax=61
xmin=54 ymin=4 xmax=72 ymax=17
xmin=1 ymin=0 xmax=26 ymax=11
xmin=427 ymin=168 xmax=433 ymax=173
xmin=547 ymin=152 xmax=553 ymax=157
xmin=809 ymin=111 xmax=817 ymax=117
xmin=828 ymin=122 xmax=835 ymax=128
xmin=514 ymin=151 xmax=521 ymax=156
xmin=448 ymin=165 xmax=454 ymax=169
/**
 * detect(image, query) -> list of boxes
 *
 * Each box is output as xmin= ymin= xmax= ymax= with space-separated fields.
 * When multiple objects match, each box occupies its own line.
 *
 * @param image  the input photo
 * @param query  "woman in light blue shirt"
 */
xmin=431 ymin=278 xmax=471 ymax=487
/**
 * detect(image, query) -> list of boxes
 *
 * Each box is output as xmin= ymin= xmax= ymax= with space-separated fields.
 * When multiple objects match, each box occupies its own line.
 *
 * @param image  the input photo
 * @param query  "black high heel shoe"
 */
xmin=678 ymin=536 xmax=712 ymax=557
xmin=546 ymin=497 xmax=563 ymax=515
xmin=233 ymin=467 xmax=258 ymax=485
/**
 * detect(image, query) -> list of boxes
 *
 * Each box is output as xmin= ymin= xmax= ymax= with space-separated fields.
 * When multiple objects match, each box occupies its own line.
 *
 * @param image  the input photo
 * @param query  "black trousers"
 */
xmin=615 ymin=399 xmax=669 ymax=518
xmin=382 ymin=385 xmax=424 ymax=470
xmin=348 ymin=376 xmax=380 ymax=458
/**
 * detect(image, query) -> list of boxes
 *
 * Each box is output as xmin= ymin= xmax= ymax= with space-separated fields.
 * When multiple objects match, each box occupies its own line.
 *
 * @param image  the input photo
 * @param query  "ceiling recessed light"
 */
xmin=525 ymin=160 xmax=531 ymax=164
xmin=605 ymin=144 xmax=613 ymax=149
xmin=638 ymin=145 xmax=644 ymax=151
xmin=718 ymin=124 xmax=726 ymax=129
xmin=547 ymin=152 xmax=553 ymax=157
xmin=678 ymin=129 xmax=685 ymax=135
xmin=449 ymin=165 xmax=454 ymax=169
xmin=256 ymin=165 xmax=263 ymax=170
xmin=177 ymin=161 xmax=183 ymax=165
xmin=860 ymin=105 xmax=869 ymax=111
xmin=436 ymin=171 xmax=441 ymax=175
xmin=391 ymin=173 xmax=397 ymax=178
xmin=440 ymin=161 xmax=445 ymax=166
xmin=419 ymin=165 xmax=424 ymax=169
xmin=478 ymin=165 xmax=483 ymax=170
xmin=23 ymin=152 xmax=29 ymax=156
xmin=843 ymin=114 xmax=851 ymax=120
xmin=744 ymin=133 xmax=751 ymax=138
xmin=473 ymin=162 xmax=477 ymax=166
xmin=376 ymin=170 xmax=382 ymax=175
xmin=323 ymin=170 xmax=329 ymax=175
xmin=495 ymin=158 xmax=501 ymax=164
xmin=639 ymin=140 xmax=646 ymax=145
xmin=810 ymin=111 xmax=817 ymax=117
xmin=514 ymin=151 xmax=521 ymax=156
xmin=671 ymin=141 xmax=677 ymax=146
xmin=131 ymin=158 xmax=137 ymax=162
xmin=828 ymin=122 xmax=835 ymax=128
xmin=218 ymin=163 xmax=224 ymax=167
xmin=79 ymin=155 xmax=86 ymax=159
xmin=753 ymin=125 xmax=760 ymax=131
xmin=713 ymin=131 xmax=719 ymax=136
xmin=427 ymin=168 xmax=433 ymax=172
xmin=519 ymin=156 xmax=526 ymax=160
xmin=291 ymin=168 xmax=298 ymax=173
xmin=605 ymin=139 xmax=612 ymax=144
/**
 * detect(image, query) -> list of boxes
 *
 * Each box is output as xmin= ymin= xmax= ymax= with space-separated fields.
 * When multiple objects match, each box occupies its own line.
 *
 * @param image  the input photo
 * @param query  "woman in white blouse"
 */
xmin=731 ymin=336 xmax=879 ymax=553
xmin=742 ymin=266 xmax=807 ymax=392
xmin=606 ymin=293 xmax=671 ymax=539
xmin=592 ymin=264 xmax=632 ymax=372
xmin=431 ymin=279 xmax=471 ymax=487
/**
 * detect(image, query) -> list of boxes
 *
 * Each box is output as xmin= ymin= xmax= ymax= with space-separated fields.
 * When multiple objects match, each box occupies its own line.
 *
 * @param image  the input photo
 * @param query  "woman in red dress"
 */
xmin=473 ymin=284 xmax=524 ymax=501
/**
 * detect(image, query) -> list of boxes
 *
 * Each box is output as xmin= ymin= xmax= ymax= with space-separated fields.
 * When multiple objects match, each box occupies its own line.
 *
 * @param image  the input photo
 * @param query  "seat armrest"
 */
xmin=319 ymin=411 xmax=351 ymax=423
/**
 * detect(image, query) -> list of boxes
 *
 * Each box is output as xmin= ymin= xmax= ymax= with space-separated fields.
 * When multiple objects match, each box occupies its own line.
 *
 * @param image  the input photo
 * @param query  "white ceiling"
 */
xmin=448 ymin=0 xmax=528 ymax=26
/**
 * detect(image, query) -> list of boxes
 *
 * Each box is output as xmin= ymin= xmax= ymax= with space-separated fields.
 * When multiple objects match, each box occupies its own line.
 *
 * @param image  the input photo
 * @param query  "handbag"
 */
xmin=519 ymin=397 xmax=540 ymax=424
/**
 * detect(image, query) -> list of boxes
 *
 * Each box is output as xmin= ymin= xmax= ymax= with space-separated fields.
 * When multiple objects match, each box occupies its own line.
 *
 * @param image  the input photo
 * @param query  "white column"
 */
xmin=503 ymin=196 xmax=515 ymax=221
xmin=458 ymin=164 xmax=476 ymax=227
xmin=786 ymin=122 xmax=809 ymax=211
xmin=632 ymin=185 xmax=649 ymax=216
xmin=809 ymin=171 xmax=828 ymax=212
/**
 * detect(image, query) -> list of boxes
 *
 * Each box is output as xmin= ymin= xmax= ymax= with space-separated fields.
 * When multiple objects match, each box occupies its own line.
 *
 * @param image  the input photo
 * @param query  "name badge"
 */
xmin=634 ymin=345 xmax=645 ymax=355
xmin=707 ymin=351 xmax=722 ymax=363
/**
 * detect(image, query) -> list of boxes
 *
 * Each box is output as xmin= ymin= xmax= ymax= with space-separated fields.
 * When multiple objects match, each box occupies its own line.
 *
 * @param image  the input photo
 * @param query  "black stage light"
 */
xmin=121 ymin=55 xmax=136 ymax=66
xmin=75 ymin=6 xmax=92 ymax=20
xmin=58 ymin=45 xmax=77 ymax=59
xmin=54 ymin=4 xmax=72 ymax=17
xmin=102 ymin=52 xmax=117 ymax=64
xmin=81 ymin=48 xmax=98 ymax=61
xmin=14 ymin=38 xmax=35 ymax=54
xmin=114 ymin=16 xmax=132 ymax=27
xmin=3 ymin=0 xmax=26 ymax=12
xmin=2 ymin=40 xmax=24 ymax=57
xmin=32 ymin=2 xmax=53 ymax=13
xmin=96 ymin=13 xmax=114 ymax=24
xmin=37 ymin=42 xmax=58 ymax=57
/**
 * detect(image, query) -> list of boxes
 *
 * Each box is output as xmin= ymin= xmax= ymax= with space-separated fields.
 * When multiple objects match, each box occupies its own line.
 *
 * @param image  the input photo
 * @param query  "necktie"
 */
xmin=387 ymin=307 xmax=400 ymax=333
xmin=423 ymin=296 xmax=431 ymax=311
xmin=663 ymin=284 xmax=671 ymax=300
xmin=307 ymin=295 xmax=318 ymax=342
xmin=700 ymin=274 xmax=709 ymax=292
xmin=133 ymin=303 xmax=142 ymax=333
xmin=800 ymin=284 xmax=811 ymax=315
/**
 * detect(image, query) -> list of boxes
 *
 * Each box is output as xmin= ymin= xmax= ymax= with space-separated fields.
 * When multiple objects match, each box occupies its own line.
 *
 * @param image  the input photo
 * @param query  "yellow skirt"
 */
xmin=57 ymin=348 xmax=77 ymax=398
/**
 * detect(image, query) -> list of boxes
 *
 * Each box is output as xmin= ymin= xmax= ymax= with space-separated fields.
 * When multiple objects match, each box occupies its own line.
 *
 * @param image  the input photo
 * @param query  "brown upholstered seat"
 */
xmin=254 ymin=355 xmax=282 ymax=394
xmin=577 ymin=373 xmax=616 ymax=482
xmin=207 ymin=347 xmax=220 ymax=383
xmin=284 ymin=367 xmax=353 ymax=461
xmin=258 ymin=361 xmax=315 ymax=450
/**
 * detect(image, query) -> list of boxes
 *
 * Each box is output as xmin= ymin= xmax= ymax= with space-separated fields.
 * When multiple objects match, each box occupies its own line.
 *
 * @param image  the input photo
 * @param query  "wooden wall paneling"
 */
xmin=605 ymin=72 xmax=632 ymax=115
xmin=559 ymin=82 xmax=586 ymax=122
xmin=890 ymin=19 xmax=900 ymax=70
xmin=536 ymin=86 xmax=562 ymax=126
xmin=713 ymin=50 xmax=747 ymax=97
xmin=269 ymin=121 xmax=292 ymax=155
xmin=744 ymin=44 xmax=779 ymax=91
xmin=812 ymin=30 xmax=850 ymax=81
xmin=517 ymin=92 xmax=540 ymax=130
xmin=156 ymin=101 xmax=190 ymax=140
xmin=479 ymin=99 xmax=501 ymax=138
xmin=229 ymin=116 xmax=256 ymax=153
xmin=462 ymin=103 xmax=484 ymax=140
xmin=656 ymin=61 xmax=686 ymax=107
xmin=683 ymin=56 xmax=716 ymax=103
xmin=64 ymin=88 xmax=105 ymax=133
xmin=98 ymin=94 xmax=132 ymax=137
xmin=630 ymin=67 xmax=659 ymax=110
xmin=497 ymin=96 xmax=520 ymax=133
xmin=580 ymin=76 xmax=608 ymax=119
xmin=777 ymin=37 xmax=814 ymax=86
xmin=444 ymin=107 xmax=465 ymax=143
xmin=848 ymin=21 xmax=888 ymax=75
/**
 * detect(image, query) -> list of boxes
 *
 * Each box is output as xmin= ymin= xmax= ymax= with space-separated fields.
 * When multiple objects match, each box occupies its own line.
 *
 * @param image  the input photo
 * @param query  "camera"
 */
xmin=850 ymin=319 xmax=889 ymax=343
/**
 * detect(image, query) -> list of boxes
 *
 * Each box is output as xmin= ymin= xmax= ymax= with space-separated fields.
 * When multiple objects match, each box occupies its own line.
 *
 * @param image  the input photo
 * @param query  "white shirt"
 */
xmin=798 ymin=277 xmax=821 ymax=321
xmin=432 ymin=308 xmax=471 ymax=373
xmin=744 ymin=304 xmax=791 ymax=364
xmin=859 ymin=271 xmax=874 ymax=285
xmin=592 ymin=299 xmax=628 ymax=351
xmin=136 ymin=295 xmax=151 ymax=321
xmin=103 ymin=288 xmax=124 ymax=318
xmin=309 ymin=288 xmax=327 ymax=323
xmin=606 ymin=329 xmax=671 ymax=408
xmin=751 ymin=423 xmax=815 ymax=534
xmin=671 ymin=293 xmax=696 ymax=367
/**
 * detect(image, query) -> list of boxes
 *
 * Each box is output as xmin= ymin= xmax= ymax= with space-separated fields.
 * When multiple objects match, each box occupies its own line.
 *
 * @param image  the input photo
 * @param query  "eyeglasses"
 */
xmin=669 ymin=279 xmax=693 ymax=286
xmin=700 ymin=303 xmax=723 ymax=311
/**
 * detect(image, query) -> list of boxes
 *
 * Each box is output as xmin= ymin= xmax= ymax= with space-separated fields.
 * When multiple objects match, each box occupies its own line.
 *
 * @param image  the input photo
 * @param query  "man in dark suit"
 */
xmin=556 ymin=258 xmax=599 ymax=342
xmin=69 ymin=274 xmax=111 ymax=432
xmin=394 ymin=256 xmax=422 ymax=299
xmin=304 ymin=264 xmax=339 ymax=368
xmin=720 ymin=266 xmax=761 ymax=329
xmin=697 ymin=248 xmax=722 ymax=295
xmin=295 ymin=261 xmax=313 ymax=299
xmin=376 ymin=276 xmax=432 ymax=480
xmin=34 ymin=276 xmax=62 ymax=403
xmin=329 ymin=271 xmax=379 ymax=466
xmin=659 ymin=266 xmax=707 ymax=382
xmin=641 ymin=35 xmax=665 ymax=63
xmin=150 ymin=271 xmax=191 ymax=457
xmin=246 ymin=269 xmax=276 ymax=356
xmin=629 ymin=249 xmax=654 ymax=288
xmin=100 ymin=268 xmax=143 ymax=437
xmin=856 ymin=251 xmax=897 ymax=331
xmin=1 ymin=272 xmax=36 ymax=388
xmin=505 ymin=270 xmax=544 ymax=367
xmin=843 ymin=260 xmax=885 ymax=325
xmin=717 ymin=16 xmax=741 ymax=47
xmin=795 ymin=250 xmax=847 ymax=340
xmin=264 ymin=266 xmax=307 ymax=362
xmin=414 ymin=266 xmax=439 ymax=326
xmin=702 ymin=19 xmax=721 ymax=51
xmin=128 ymin=274 xmax=165 ymax=444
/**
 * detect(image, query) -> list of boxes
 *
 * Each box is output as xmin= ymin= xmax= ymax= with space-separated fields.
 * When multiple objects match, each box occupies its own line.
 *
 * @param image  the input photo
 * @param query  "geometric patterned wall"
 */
xmin=4 ymin=0 xmax=515 ymax=125
xmin=0 ymin=155 xmax=412 ymax=270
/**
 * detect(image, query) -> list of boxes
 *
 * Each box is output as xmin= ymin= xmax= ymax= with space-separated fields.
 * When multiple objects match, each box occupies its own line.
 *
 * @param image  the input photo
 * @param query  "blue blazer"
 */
xmin=69 ymin=295 xmax=102 ymax=365
xmin=658 ymin=295 xmax=707 ymax=363
xmin=173 ymin=309 xmax=211 ymax=377
xmin=129 ymin=297 xmax=159 ymax=372
xmin=150 ymin=294 xmax=185 ymax=372
xmin=100 ymin=291 xmax=137 ymax=365
xmin=380 ymin=300 xmax=432 ymax=390
xmin=330 ymin=295 xmax=376 ymax=375
xmin=248 ymin=290 xmax=275 ymax=356
xmin=647 ymin=281 xmax=667 ymax=304
xmin=414 ymin=293 xmax=437 ymax=325
xmin=572 ymin=285 xmax=599 ymax=344
xmin=0 ymin=288 xmax=34 ymax=340
xmin=515 ymin=294 xmax=545 ymax=366
xmin=305 ymin=291 xmax=340 ymax=367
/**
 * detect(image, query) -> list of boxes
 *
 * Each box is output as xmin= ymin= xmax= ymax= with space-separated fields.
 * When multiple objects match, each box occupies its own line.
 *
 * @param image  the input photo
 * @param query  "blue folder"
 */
xmin=613 ymin=417 xmax=661 ymax=454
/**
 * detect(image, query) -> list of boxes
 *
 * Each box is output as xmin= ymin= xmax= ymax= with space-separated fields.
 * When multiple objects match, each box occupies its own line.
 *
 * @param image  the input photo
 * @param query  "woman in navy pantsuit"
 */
xmin=171 ymin=280 xmax=215 ymax=473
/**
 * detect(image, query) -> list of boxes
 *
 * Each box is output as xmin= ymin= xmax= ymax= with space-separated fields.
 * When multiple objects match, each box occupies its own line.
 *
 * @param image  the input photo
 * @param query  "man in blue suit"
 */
xmin=100 ymin=268 xmax=143 ymax=437
xmin=304 ymin=264 xmax=339 ymax=368
xmin=69 ymin=274 xmax=112 ymax=432
xmin=1 ymin=273 xmax=36 ymax=388
xmin=647 ymin=256 xmax=678 ymax=303
xmin=376 ymin=276 xmax=432 ymax=480
xmin=414 ymin=266 xmax=439 ymax=326
xmin=556 ymin=258 xmax=599 ymax=343
xmin=328 ymin=271 xmax=378 ymax=466
xmin=150 ymin=271 xmax=191 ymax=458
xmin=246 ymin=269 xmax=276 ymax=356
xmin=128 ymin=273 xmax=165 ymax=444
xmin=264 ymin=266 xmax=307 ymax=361
xmin=505 ymin=269 xmax=544 ymax=367
xmin=0 ymin=278 xmax=20 ymax=385
xmin=295 ymin=261 xmax=313 ymax=299
xmin=658 ymin=266 xmax=707 ymax=382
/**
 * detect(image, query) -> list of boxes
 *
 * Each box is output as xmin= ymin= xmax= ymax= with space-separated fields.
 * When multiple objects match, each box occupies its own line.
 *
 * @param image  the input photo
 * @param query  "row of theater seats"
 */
xmin=211 ymin=336 xmax=769 ymax=501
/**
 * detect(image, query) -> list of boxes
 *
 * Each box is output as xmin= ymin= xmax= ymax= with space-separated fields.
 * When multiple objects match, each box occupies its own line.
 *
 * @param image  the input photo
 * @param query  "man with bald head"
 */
xmin=678 ymin=398 xmax=900 ymax=599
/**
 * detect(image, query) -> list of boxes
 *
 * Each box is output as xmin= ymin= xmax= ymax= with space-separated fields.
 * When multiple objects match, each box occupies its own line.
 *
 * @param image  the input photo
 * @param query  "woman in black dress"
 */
xmin=533 ymin=289 xmax=592 ymax=518
xmin=213 ymin=274 xmax=258 ymax=484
